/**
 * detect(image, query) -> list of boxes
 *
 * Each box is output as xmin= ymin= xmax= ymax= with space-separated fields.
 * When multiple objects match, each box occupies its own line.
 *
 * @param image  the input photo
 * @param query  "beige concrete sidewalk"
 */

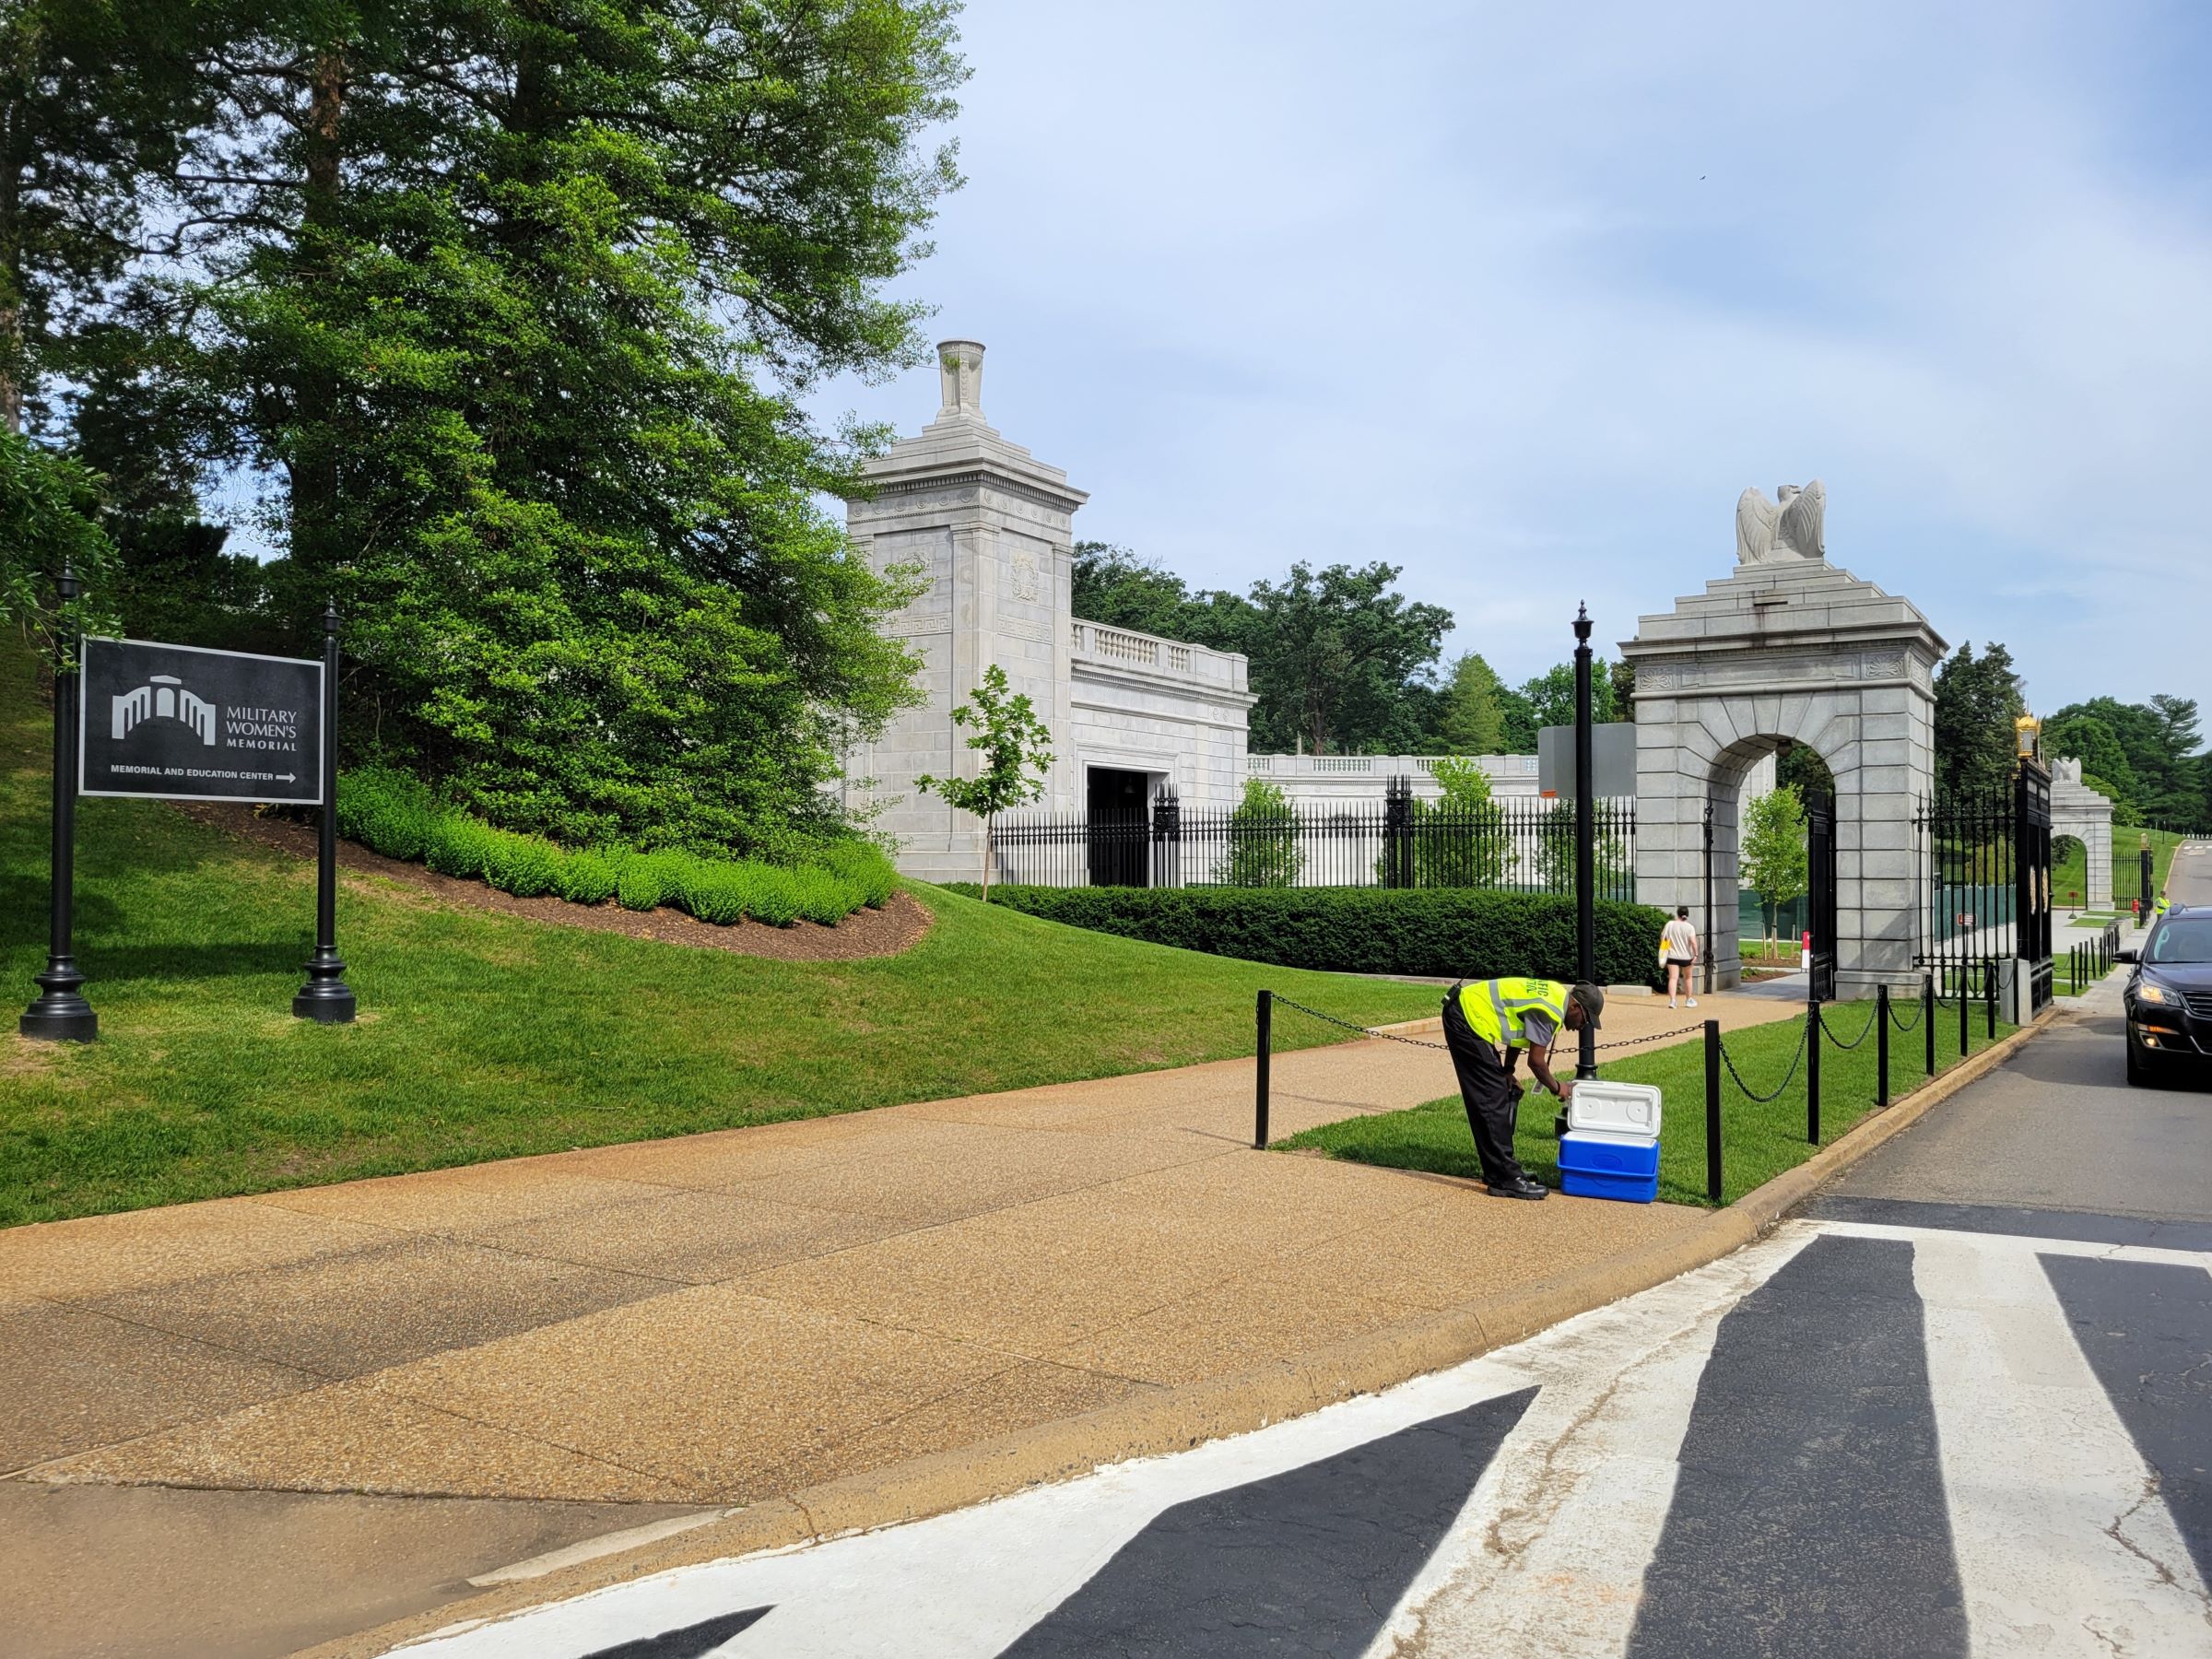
xmin=0 ymin=992 xmax=1794 ymax=1517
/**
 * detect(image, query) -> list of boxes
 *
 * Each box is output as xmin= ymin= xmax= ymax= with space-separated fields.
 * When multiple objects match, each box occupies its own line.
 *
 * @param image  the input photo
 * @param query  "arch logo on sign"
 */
xmin=78 ymin=637 xmax=324 ymax=805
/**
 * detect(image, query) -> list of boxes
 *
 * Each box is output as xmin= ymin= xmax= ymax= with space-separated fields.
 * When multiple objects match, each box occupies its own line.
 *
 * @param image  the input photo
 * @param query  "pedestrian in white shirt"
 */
xmin=1661 ymin=906 xmax=1699 ymax=1008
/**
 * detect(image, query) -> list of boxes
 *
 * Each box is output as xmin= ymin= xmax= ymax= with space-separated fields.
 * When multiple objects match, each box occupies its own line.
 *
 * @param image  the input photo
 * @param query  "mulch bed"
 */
xmin=173 ymin=803 xmax=935 ymax=962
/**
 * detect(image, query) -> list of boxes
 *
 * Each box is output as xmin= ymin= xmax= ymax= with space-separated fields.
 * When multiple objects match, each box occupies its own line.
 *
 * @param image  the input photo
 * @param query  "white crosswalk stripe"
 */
xmin=1912 ymin=1232 xmax=2209 ymax=1656
xmin=389 ymin=1220 xmax=2212 ymax=1659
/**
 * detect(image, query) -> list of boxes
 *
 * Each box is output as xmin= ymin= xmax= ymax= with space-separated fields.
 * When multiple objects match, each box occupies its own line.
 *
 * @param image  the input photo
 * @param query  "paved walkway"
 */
xmin=0 ymin=990 xmax=1796 ymax=1657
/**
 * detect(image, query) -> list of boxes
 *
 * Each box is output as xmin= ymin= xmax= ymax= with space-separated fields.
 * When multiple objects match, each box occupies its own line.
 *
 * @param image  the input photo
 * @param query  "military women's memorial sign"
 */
xmin=20 ymin=575 xmax=357 ymax=1041
xmin=79 ymin=638 xmax=324 ymax=805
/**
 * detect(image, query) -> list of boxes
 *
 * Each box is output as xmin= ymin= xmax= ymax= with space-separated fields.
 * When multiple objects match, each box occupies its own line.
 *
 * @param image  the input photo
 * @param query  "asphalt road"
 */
xmin=377 ymin=975 xmax=2212 ymax=1659
xmin=2168 ymin=839 xmax=2212 ymax=909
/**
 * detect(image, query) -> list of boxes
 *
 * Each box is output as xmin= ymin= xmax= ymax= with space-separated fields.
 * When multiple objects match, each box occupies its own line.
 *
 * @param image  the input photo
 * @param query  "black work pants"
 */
xmin=1441 ymin=989 xmax=1530 ymax=1188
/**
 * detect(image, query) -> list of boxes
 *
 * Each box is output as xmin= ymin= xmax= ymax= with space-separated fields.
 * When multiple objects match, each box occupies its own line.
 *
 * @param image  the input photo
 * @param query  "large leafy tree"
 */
xmin=1071 ymin=544 xmax=1449 ymax=757
xmin=0 ymin=0 xmax=203 ymax=437
xmin=1933 ymin=641 xmax=2026 ymax=798
xmin=1241 ymin=561 xmax=1449 ymax=755
xmin=125 ymin=0 xmax=965 ymax=854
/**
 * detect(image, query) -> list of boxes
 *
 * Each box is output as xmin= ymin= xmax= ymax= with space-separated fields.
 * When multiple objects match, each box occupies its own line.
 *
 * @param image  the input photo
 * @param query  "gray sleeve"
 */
xmin=1521 ymin=1011 xmax=1559 ymax=1050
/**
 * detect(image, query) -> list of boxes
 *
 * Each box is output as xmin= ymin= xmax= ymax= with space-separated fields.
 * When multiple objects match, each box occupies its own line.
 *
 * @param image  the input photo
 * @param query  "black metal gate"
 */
xmin=1806 ymin=783 xmax=1839 ymax=1002
xmin=2016 ymin=763 xmax=2053 ymax=1014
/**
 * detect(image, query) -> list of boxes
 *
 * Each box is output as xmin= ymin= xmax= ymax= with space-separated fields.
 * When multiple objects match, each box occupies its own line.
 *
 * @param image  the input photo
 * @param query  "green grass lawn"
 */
xmin=0 ymin=644 xmax=1435 ymax=1227
xmin=1279 ymin=998 xmax=2018 ymax=1206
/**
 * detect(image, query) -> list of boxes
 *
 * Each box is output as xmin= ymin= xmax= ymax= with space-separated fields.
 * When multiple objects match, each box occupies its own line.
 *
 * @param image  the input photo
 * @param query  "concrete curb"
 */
xmin=314 ymin=1008 xmax=2055 ymax=1658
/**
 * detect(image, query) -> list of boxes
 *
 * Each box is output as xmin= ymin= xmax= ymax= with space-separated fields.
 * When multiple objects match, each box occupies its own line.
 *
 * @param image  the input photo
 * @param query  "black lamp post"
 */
xmin=20 ymin=564 xmax=96 ymax=1041
xmin=293 ymin=599 xmax=356 ymax=1022
xmin=1573 ymin=602 xmax=1597 ymax=1080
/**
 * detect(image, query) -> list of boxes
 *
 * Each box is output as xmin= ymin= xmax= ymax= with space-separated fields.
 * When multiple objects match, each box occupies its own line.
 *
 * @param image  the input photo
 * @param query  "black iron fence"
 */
xmin=991 ymin=779 xmax=1638 ymax=897
xmin=1914 ymin=771 xmax=2053 ymax=1014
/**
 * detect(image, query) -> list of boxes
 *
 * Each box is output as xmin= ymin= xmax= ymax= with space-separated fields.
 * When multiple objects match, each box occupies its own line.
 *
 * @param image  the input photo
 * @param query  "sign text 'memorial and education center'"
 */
xmin=80 ymin=638 xmax=324 ymax=806
xmin=20 ymin=595 xmax=357 ymax=1041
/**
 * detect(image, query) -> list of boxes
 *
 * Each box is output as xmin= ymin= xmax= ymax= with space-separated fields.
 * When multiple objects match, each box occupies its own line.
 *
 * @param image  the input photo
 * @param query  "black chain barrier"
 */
xmin=1265 ymin=994 xmax=1707 ymax=1057
xmin=1717 ymin=1019 xmax=1809 ymax=1104
xmin=1265 ymin=994 xmax=1448 ymax=1050
xmin=1820 ymin=999 xmax=1879 ymax=1052
xmin=1887 ymin=995 xmax=1925 ymax=1032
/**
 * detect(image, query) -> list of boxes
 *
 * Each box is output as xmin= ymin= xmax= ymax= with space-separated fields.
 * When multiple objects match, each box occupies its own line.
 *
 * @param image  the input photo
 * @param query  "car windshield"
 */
xmin=2147 ymin=919 xmax=2212 ymax=964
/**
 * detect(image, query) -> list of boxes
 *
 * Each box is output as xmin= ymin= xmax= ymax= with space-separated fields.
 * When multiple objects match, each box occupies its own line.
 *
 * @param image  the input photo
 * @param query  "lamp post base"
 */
xmin=20 ymin=995 xmax=97 ymax=1041
xmin=293 ymin=951 xmax=357 ymax=1023
xmin=20 ymin=959 xmax=96 ymax=1041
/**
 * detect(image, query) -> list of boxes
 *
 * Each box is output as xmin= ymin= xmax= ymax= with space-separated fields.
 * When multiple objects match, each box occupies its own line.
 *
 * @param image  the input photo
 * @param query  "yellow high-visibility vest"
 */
xmin=1457 ymin=977 xmax=1570 ymax=1050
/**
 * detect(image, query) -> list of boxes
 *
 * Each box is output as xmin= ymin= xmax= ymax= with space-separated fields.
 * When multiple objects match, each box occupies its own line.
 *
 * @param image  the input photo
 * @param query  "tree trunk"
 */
xmin=979 ymin=814 xmax=992 ymax=903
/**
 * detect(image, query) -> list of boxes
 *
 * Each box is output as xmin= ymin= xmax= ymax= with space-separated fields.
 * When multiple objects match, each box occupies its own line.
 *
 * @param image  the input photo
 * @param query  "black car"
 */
xmin=2120 ymin=908 xmax=2212 ymax=1085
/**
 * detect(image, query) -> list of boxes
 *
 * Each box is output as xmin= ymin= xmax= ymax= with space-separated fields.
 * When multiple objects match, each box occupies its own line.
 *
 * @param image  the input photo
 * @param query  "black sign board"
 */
xmin=77 ymin=636 xmax=324 ymax=805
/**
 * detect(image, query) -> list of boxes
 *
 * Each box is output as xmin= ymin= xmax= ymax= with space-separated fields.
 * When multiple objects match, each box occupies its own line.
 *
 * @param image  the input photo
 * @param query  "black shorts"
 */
xmin=1666 ymin=956 xmax=1692 ymax=968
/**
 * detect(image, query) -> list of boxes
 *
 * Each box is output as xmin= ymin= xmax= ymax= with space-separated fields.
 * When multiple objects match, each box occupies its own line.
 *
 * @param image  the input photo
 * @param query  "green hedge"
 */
xmin=338 ymin=766 xmax=897 ymax=927
xmin=938 ymin=885 xmax=1667 ymax=985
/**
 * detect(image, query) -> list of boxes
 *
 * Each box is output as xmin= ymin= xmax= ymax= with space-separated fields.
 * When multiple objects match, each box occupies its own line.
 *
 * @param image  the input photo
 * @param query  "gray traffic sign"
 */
xmin=77 ymin=636 xmax=324 ymax=805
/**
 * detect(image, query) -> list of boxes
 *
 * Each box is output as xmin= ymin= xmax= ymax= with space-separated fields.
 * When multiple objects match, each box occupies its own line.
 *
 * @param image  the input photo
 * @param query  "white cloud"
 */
xmin=817 ymin=0 xmax=2212 ymax=715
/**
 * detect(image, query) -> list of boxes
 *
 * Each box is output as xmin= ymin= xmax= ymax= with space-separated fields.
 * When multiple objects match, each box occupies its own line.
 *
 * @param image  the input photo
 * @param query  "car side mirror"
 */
xmin=2116 ymin=948 xmax=2138 ymax=964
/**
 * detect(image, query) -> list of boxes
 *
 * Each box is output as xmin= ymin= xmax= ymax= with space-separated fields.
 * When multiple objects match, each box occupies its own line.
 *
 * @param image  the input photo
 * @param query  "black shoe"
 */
xmin=1487 ymin=1176 xmax=1548 ymax=1200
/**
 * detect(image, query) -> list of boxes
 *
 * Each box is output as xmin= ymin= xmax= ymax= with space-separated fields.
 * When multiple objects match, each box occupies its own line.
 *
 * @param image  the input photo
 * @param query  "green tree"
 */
xmin=0 ymin=429 xmax=115 ymax=661
xmin=1933 ymin=641 xmax=2027 ymax=798
xmin=917 ymin=665 xmax=1053 ymax=902
xmin=1433 ymin=652 xmax=1506 ymax=754
xmin=1213 ymin=775 xmax=1303 ymax=888
xmin=1242 ymin=561 xmax=1450 ymax=755
xmin=135 ymin=0 xmax=963 ymax=854
xmin=1741 ymin=784 xmax=1809 ymax=949
xmin=1515 ymin=660 xmax=1618 ymax=735
xmin=0 ymin=0 xmax=205 ymax=435
xmin=1395 ymin=756 xmax=1512 ymax=888
xmin=1071 ymin=542 xmax=1254 ymax=646
xmin=1609 ymin=657 xmax=1636 ymax=724
xmin=1531 ymin=799 xmax=1630 ymax=898
xmin=2045 ymin=712 xmax=2139 ymax=814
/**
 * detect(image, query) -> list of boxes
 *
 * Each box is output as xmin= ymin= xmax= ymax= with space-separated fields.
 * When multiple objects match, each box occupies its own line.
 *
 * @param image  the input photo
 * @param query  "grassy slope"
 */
xmin=1281 ymin=998 xmax=2017 ymax=1206
xmin=0 ymin=642 xmax=1433 ymax=1226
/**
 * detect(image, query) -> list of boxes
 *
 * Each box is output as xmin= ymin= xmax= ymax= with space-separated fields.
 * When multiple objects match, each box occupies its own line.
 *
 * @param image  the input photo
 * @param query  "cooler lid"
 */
xmin=1564 ymin=1079 xmax=1663 ymax=1139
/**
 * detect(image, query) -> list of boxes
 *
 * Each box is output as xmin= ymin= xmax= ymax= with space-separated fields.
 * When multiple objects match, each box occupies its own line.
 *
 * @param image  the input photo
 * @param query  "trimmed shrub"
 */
xmin=481 ymin=830 xmax=561 ymax=898
xmin=335 ymin=771 xmax=896 ymax=929
xmin=337 ymin=765 xmax=438 ymax=863
xmin=937 ymin=885 xmax=1667 ymax=986
xmin=423 ymin=814 xmax=498 ymax=879
xmin=555 ymin=849 xmax=619 ymax=906
xmin=615 ymin=850 xmax=685 ymax=912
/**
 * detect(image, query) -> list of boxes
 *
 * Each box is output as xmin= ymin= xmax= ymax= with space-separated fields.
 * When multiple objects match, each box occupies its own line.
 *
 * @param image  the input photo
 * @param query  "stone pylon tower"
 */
xmin=841 ymin=341 xmax=1088 ymax=882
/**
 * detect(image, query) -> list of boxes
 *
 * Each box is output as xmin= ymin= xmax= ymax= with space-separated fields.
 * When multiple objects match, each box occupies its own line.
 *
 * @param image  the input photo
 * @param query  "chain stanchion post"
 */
xmin=1877 ymin=983 xmax=1890 ymax=1106
xmin=1924 ymin=971 xmax=1936 ymax=1077
xmin=1704 ymin=1018 xmax=1723 ymax=1203
xmin=1253 ymin=990 xmax=1271 ymax=1150
xmin=1958 ymin=965 xmax=1969 ymax=1059
xmin=1985 ymin=954 xmax=1996 ymax=1041
xmin=1806 ymin=993 xmax=1821 ymax=1146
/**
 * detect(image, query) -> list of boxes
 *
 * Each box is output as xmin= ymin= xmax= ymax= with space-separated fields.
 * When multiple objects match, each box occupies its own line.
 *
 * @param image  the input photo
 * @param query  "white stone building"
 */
xmin=840 ymin=343 xmax=1254 ymax=882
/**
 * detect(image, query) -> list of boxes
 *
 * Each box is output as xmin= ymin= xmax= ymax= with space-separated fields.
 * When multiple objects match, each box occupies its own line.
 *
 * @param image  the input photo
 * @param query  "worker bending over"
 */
xmin=1441 ymin=977 xmax=1606 ymax=1201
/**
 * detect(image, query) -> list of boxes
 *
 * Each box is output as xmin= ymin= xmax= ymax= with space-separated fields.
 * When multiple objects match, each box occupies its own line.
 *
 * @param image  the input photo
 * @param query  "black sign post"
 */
xmin=20 ymin=599 xmax=358 ymax=1040
xmin=1571 ymin=602 xmax=1597 ymax=1080
xmin=292 ymin=602 xmax=355 ymax=1023
xmin=19 ymin=565 xmax=97 ymax=1041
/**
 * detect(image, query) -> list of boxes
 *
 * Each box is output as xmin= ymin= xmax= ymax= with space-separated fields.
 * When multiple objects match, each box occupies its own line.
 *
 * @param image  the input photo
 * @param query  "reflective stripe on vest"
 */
xmin=1457 ymin=977 xmax=1569 ymax=1049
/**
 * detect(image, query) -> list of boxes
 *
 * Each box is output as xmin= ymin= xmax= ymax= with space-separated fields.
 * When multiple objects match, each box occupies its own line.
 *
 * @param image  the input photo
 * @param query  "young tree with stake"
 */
xmin=918 ymin=665 xmax=1053 ymax=902
xmin=1741 ymin=784 xmax=1809 ymax=953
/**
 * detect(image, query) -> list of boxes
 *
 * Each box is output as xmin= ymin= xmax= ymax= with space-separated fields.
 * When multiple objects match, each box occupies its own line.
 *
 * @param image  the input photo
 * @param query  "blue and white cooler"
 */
xmin=1558 ymin=1080 xmax=1663 ymax=1203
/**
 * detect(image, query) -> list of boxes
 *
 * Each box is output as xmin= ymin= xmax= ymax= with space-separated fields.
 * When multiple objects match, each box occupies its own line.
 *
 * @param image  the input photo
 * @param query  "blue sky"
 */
xmin=811 ymin=0 xmax=2212 ymax=717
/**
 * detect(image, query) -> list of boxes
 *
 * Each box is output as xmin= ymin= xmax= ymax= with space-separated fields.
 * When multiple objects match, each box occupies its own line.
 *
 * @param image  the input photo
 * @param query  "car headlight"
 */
xmin=2137 ymin=983 xmax=2171 ymax=1005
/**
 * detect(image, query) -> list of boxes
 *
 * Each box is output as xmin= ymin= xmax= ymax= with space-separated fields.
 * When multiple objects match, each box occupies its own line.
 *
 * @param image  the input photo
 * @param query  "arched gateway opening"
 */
xmin=1621 ymin=490 xmax=1946 ymax=995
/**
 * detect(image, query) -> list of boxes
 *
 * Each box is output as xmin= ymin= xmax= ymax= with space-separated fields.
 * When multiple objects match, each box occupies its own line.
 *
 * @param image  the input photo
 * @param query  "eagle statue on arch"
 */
xmin=1735 ymin=480 xmax=1826 ymax=565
